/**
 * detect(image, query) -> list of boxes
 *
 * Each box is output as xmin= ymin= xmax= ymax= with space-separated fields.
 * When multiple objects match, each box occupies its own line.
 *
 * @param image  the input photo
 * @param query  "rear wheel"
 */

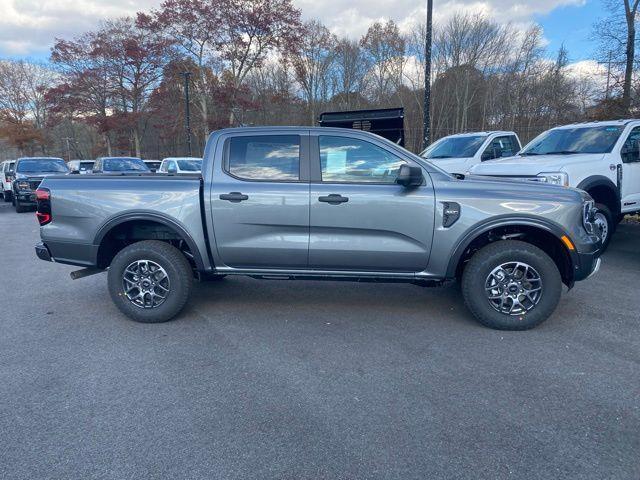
xmin=3 ymin=190 xmax=11 ymax=202
xmin=108 ymin=240 xmax=193 ymax=323
xmin=461 ymin=240 xmax=562 ymax=330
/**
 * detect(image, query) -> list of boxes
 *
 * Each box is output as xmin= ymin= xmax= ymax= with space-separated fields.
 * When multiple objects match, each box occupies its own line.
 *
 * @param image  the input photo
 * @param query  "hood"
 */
xmin=427 ymin=157 xmax=471 ymax=173
xmin=469 ymin=153 xmax=605 ymax=176
xmin=16 ymin=171 xmax=67 ymax=180
xmin=459 ymin=174 xmax=585 ymax=202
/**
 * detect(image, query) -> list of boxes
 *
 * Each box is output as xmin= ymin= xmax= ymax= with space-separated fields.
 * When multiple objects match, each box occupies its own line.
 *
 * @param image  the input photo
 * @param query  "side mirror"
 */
xmin=395 ymin=164 xmax=423 ymax=187
xmin=167 ymin=165 xmax=178 ymax=174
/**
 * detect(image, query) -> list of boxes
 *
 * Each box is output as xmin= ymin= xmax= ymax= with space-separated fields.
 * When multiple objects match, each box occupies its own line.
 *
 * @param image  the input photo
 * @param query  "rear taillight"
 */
xmin=35 ymin=187 xmax=51 ymax=226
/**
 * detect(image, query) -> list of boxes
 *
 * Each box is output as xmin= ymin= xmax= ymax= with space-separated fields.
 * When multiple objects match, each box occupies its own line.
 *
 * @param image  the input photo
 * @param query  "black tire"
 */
xmin=14 ymin=198 xmax=29 ymax=213
xmin=593 ymin=203 xmax=614 ymax=252
xmin=107 ymin=240 xmax=193 ymax=323
xmin=461 ymin=240 xmax=562 ymax=330
xmin=11 ymin=192 xmax=15 ymax=206
xmin=3 ymin=190 xmax=11 ymax=202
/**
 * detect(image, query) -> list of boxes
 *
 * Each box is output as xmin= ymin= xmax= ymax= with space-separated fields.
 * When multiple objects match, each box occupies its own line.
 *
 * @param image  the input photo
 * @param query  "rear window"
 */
xmin=17 ymin=159 xmax=68 ymax=173
xmin=103 ymin=158 xmax=149 ymax=172
xmin=177 ymin=160 xmax=202 ymax=171
xmin=226 ymin=135 xmax=300 ymax=181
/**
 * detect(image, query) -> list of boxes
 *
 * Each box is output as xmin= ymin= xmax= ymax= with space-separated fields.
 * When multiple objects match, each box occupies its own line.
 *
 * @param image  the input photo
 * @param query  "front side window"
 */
xmin=482 ymin=136 xmax=518 ymax=161
xmin=621 ymin=127 xmax=640 ymax=163
xmin=421 ymin=135 xmax=488 ymax=160
xmin=227 ymin=135 xmax=300 ymax=181
xmin=319 ymin=136 xmax=406 ymax=183
xmin=520 ymin=126 xmax=624 ymax=156
xmin=17 ymin=159 xmax=68 ymax=173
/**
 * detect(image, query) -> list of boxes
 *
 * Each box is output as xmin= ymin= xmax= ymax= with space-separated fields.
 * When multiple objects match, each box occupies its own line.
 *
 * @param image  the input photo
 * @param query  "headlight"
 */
xmin=536 ymin=172 xmax=569 ymax=186
xmin=17 ymin=181 xmax=30 ymax=190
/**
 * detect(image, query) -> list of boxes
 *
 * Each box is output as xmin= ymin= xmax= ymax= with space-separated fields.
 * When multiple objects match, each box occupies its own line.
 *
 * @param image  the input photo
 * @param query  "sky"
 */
xmin=0 ymin=0 xmax=609 ymax=63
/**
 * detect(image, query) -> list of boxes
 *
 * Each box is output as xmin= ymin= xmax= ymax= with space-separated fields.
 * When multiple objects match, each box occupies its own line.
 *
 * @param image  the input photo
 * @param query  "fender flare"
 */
xmin=576 ymin=175 xmax=620 ymax=210
xmin=93 ymin=211 xmax=205 ymax=270
xmin=445 ymin=215 xmax=576 ymax=279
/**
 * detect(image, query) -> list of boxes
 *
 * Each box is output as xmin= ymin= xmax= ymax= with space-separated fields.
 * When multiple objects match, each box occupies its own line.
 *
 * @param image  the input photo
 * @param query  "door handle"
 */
xmin=219 ymin=192 xmax=249 ymax=202
xmin=318 ymin=194 xmax=349 ymax=204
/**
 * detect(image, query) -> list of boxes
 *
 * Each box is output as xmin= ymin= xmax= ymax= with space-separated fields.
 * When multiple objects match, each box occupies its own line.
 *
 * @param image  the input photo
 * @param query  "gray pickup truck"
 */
xmin=35 ymin=127 xmax=601 ymax=330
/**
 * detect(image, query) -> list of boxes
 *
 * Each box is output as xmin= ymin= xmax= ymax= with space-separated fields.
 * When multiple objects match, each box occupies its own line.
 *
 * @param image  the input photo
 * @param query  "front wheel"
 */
xmin=461 ymin=240 xmax=562 ymax=330
xmin=593 ymin=203 xmax=613 ymax=252
xmin=108 ymin=240 xmax=193 ymax=323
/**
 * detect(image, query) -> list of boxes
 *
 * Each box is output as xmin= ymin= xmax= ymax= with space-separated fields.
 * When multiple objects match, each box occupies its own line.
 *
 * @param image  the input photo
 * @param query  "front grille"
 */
xmin=29 ymin=180 xmax=42 ymax=190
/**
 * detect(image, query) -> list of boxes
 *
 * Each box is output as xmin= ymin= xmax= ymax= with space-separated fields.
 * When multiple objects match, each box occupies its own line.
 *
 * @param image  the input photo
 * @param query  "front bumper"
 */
xmin=35 ymin=242 xmax=52 ymax=262
xmin=573 ymin=244 xmax=601 ymax=282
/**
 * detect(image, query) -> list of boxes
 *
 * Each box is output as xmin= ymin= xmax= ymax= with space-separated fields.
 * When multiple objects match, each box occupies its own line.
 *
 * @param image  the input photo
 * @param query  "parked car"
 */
xmin=469 ymin=120 xmax=640 ymax=250
xmin=35 ymin=127 xmax=601 ymax=330
xmin=158 ymin=157 xmax=203 ymax=174
xmin=420 ymin=131 xmax=521 ymax=174
xmin=12 ymin=157 xmax=68 ymax=212
xmin=93 ymin=157 xmax=150 ymax=174
xmin=1 ymin=160 xmax=15 ymax=202
xmin=143 ymin=160 xmax=162 ymax=172
xmin=68 ymin=160 xmax=95 ymax=174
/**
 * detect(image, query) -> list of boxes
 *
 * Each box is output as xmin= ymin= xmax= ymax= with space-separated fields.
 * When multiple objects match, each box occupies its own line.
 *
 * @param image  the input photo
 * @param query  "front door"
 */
xmin=210 ymin=133 xmax=310 ymax=269
xmin=309 ymin=133 xmax=435 ymax=272
xmin=620 ymin=126 xmax=640 ymax=212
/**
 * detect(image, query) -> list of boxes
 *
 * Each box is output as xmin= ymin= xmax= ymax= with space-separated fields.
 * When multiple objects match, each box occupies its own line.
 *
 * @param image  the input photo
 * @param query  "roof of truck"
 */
xmin=553 ymin=119 xmax=640 ymax=129
xmin=437 ymin=131 xmax=517 ymax=137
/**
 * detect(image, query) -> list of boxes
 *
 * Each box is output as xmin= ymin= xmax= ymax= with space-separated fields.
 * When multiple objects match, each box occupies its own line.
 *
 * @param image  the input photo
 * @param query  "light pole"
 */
xmin=181 ymin=71 xmax=193 ymax=157
xmin=422 ymin=0 xmax=433 ymax=150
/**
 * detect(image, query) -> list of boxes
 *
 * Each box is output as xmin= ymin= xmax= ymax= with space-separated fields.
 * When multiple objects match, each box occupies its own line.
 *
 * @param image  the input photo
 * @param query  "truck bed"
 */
xmin=38 ymin=174 xmax=210 ymax=269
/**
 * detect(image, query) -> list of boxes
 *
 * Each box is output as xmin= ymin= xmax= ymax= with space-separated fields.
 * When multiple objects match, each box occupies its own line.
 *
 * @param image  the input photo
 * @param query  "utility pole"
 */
xmin=422 ymin=0 xmax=433 ymax=150
xmin=181 ymin=71 xmax=193 ymax=157
xmin=605 ymin=51 xmax=612 ymax=100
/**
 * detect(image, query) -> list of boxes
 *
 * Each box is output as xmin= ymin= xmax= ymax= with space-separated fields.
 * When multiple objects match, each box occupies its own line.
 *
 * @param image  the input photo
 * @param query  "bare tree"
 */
xmin=593 ymin=0 xmax=640 ymax=112
xmin=287 ymin=20 xmax=337 ymax=124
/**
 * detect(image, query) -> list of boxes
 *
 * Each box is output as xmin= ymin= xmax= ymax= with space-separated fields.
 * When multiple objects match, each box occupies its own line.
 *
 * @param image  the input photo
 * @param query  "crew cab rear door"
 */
xmin=308 ymin=132 xmax=434 ymax=272
xmin=209 ymin=131 xmax=310 ymax=269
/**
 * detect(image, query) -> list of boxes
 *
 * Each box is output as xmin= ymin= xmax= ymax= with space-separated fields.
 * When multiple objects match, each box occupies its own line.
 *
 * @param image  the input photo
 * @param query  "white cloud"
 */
xmin=0 ymin=0 xmax=588 ymax=57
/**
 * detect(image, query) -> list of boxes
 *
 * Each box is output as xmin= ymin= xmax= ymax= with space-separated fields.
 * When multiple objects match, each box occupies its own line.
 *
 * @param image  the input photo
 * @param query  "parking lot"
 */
xmin=0 ymin=201 xmax=638 ymax=479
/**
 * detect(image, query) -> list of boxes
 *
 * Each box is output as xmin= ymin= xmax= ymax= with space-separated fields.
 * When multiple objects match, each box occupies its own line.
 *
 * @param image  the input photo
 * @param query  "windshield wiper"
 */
xmin=519 ymin=152 xmax=540 ymax=156
xmin=544 ymin=150 xmax=580 ymax=155
xmin=428 ymin=155 xmax=453 ymax=159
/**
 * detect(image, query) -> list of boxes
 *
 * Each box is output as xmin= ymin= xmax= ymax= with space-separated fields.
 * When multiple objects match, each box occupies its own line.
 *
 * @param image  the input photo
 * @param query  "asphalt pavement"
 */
xmin=0 ymin=201 xmax=639 ymax=480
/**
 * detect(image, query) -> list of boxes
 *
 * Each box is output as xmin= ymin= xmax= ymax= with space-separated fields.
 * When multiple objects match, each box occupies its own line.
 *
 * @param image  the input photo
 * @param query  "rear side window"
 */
xmin=226 ymin=135 xmax=300 ymax=181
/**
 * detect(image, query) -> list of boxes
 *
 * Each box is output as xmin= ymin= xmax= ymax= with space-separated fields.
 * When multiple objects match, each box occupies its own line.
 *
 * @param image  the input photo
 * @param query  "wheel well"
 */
xmin=586 ymin=185 xmax=619 ymax=215
xmin=96 ymin=220 xmax=196 ymax=270
xmin=455 ymin=225 xmax=573 ymax=285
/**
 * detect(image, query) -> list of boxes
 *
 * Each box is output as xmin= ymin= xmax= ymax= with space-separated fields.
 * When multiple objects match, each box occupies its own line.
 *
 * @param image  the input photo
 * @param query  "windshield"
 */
xmin=520 ymin=126 xmax=624 ymax=156
xmin=103 ymin=158 xmax=149 ymax=172
xmin=17 ymin=159 xmax=68 ymax=173
xmin=421 ymin=135 xmax=488 ymax=159
xmin=177 ymin=160 xmax=202 ymax=171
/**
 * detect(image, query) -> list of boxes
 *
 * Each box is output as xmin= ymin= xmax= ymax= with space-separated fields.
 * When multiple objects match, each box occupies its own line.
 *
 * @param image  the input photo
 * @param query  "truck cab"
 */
xmin=468 ymin=120 xmax=640 ymax=249
xmin=420 ymin=131 xmax=521 ymax=174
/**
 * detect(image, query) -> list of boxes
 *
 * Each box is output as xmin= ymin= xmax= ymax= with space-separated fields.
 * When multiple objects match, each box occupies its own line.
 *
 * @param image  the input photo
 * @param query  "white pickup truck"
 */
xmin=420 ymin=131 xmax=521 ymax=174
xmin=469 ymin=120 xmax=640 ymax=249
